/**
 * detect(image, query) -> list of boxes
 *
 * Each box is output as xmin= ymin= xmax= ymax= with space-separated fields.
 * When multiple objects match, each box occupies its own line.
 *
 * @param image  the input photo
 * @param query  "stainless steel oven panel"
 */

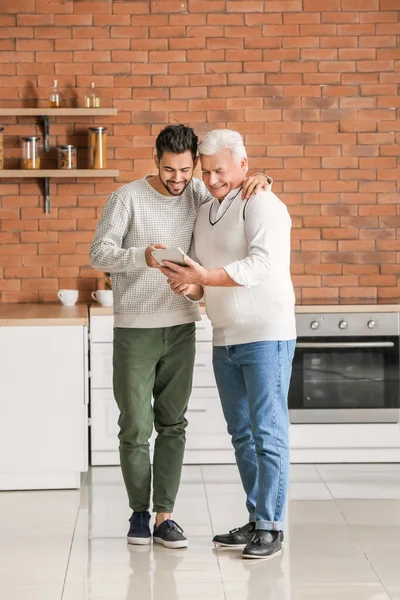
xmin=296 ymin=312 xmax=399 ymax=337
xmin=290 ymin=408 xmax=400 ymax=424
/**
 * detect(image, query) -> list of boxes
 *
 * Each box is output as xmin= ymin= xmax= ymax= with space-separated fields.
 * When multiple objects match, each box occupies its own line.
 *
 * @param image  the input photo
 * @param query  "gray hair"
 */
xmin=198 ymin=129 xmax=248 ymax=163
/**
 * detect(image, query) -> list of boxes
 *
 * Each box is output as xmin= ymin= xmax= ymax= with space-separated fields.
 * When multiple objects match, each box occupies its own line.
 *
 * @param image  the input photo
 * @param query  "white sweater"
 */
xmin=89 ymin=177 xmax=212 ymax=328
xmin=192 ymin=188 xmax=296 ymax=346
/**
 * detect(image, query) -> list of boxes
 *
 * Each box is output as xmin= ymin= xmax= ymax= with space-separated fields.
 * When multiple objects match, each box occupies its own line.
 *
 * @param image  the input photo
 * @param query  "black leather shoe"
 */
xmin=242 ymin=530 xmax=282 ymax=559
xmin=213 ymin=522 xmax=256 ymax=547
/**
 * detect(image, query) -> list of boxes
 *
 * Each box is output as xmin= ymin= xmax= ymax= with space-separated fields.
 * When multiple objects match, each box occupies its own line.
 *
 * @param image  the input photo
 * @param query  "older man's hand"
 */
xmin=160 ymin=255 xmax=208 ymax=286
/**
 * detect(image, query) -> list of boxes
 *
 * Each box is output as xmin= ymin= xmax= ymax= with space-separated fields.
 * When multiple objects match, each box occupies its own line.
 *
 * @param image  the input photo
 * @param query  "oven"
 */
xmin=289 ymin=312 xmax=400 ymax=424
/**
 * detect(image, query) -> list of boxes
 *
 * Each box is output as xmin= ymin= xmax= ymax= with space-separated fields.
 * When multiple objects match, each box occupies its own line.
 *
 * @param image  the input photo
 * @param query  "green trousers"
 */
xmin=113 ymin=323 xmax=196 ymax=513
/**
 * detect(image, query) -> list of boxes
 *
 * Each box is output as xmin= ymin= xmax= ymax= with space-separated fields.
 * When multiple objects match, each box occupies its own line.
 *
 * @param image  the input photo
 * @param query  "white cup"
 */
xmin=57 ymin=289 xmax=79 ymax=306
xmin=91 ymin=290 xmax=113 ymax=307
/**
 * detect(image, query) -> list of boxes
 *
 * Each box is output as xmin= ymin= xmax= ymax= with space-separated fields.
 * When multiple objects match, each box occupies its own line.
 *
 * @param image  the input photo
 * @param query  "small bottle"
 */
xmin=49 ymin=79 xmax=61 ymax=108
xmin=85 ymin=82 xmax=100 ymax=108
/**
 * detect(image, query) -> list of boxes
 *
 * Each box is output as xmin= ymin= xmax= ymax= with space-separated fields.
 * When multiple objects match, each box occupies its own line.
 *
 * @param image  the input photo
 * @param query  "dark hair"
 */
xmin=156 ymin=124 xmax=198 ymax=161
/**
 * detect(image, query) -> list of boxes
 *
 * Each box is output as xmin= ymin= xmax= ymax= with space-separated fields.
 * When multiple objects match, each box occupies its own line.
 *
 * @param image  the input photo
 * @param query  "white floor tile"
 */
xmin=3 ymin=463 xmax=400 ymax=598
xmin=224 ymin=581 xmax=391 ymax=600
xmin=0 ymin=586 xmax=62 ymax=600
xmin=63 ymin=580 xmax=226 ymax=600
xmin=335 ymin=499 xmax=400 ymax=526
xmin=0 ymin=546 xmax=71 ymax=585
xmin=289 ymin=482 xmax=332 ymax=500
xmin=326 ymin=481 xmax=400 ymax=499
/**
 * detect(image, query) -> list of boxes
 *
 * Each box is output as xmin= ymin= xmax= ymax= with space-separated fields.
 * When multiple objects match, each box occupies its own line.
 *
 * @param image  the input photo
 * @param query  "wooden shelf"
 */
xmin=0 ymin=108 xmax=117 ymax=116
xmin=0 ymin=108 xmax=118 ymax=212
xmin=0 ymin=169 xmax=119 ymax=178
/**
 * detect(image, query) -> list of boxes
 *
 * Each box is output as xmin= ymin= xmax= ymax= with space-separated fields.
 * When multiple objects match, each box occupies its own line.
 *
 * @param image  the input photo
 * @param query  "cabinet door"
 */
xmin=193 ymin=341 xmax=216 ymax=387
xmin=186 ymin=388 xmax=231 ymax=450
xmin=0 ymin=326 xmax=87 ymax=480
xmin=195 ymin=316 xmax=212 ymax=341
xmin=91 ymin=343 xmax=113 ymax=389
xmin=90 ymin=315 xmax=114 ymax=342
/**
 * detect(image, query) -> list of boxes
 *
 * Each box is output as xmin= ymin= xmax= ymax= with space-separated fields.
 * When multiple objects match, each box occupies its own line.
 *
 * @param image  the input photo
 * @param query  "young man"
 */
xmin=161 ymin=129 xmax=296 ymax=560
xmin=89 ymin=125 xmax=271 ymax=549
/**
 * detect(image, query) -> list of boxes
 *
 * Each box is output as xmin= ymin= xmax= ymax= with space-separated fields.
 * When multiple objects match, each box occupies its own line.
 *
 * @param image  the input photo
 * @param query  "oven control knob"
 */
xmin=367 ymin=320 xmax=376 ymax=329
xmin=310 ymin=321 xmax=319 ymax=330
xmin=339 ymin=320 xmax=348 ymax=330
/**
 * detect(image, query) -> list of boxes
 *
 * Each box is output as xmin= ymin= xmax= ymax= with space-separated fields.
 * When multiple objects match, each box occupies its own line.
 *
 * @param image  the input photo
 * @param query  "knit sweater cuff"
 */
xmin=131 ymin=247 xmax=148 ymax=269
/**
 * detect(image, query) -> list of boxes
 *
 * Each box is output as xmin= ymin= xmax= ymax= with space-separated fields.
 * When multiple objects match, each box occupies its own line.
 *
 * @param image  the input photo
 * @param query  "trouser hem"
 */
xmin=153 ymin=506 xmax=174 ymax=513
xmin=256 ymin=520 xmax=284 ymax=531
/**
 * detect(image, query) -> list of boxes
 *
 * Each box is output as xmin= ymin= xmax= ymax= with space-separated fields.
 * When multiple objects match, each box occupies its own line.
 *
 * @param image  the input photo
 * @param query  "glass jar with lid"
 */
xmin=22 ymin=136 xmax=41 ymax=170
xmin=89 ymin=127 xmax=107 ymax=169
xmin=57 ymin=145 xmax=77 ymax=169
xmin=0 ymin=126 xmax=4 ymax=169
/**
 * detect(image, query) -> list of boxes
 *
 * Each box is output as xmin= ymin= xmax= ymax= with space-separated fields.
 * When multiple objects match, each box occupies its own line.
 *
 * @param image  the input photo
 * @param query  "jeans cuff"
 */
xmin=256 ymin=520 xmax=284 ymax=531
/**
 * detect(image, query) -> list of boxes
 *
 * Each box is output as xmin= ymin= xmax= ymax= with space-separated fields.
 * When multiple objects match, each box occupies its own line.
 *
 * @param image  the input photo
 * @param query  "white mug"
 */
xmin=91 ymin=290 xmax=113 ymax=306
xmin=57 ymin=289 xmax=79 ymax=306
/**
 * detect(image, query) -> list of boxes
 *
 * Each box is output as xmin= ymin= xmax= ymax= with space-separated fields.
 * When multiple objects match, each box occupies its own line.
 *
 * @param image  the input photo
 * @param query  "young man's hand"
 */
xmin=168 ymin=280 xmax=203 ymax=301
xmin=145 ymin=243 xmax=167 ymax=268
xmin=160 ymin=255 xmax=208 ymax=285
xmin=242 ymin=173 xmax=271 ymax=200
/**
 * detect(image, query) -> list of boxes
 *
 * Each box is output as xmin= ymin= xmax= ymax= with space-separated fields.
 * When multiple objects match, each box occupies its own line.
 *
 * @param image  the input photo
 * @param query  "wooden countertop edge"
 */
xmin=0 ymin=304 xmax=88 ymax=326
xmin=0 ymin=302 xmax=400 ymax=326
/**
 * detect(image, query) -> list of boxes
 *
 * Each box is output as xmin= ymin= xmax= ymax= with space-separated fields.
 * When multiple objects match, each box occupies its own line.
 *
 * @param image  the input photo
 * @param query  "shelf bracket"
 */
xmin=42 ymin=115 xmax=50 ymax=152
xmin=44 ymin=177 xmax=50 ymax=214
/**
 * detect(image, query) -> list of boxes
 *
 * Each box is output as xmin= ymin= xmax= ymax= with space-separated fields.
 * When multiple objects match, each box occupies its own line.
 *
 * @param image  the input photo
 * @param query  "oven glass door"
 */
xmin=289 ymin=336 xmax=400 ymax=421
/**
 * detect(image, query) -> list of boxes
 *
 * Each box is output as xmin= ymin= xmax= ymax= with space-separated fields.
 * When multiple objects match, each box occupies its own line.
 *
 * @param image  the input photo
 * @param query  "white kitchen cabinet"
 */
xmin=89 ymin=307 xmax=234 ymax=465
xmin=0 ymin=305 xmax=89 ymax=490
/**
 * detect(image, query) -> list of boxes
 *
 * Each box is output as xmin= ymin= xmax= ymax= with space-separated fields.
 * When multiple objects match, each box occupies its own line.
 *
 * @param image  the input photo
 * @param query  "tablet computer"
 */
xmin=151 ymin=247 xmax=187 ymax=267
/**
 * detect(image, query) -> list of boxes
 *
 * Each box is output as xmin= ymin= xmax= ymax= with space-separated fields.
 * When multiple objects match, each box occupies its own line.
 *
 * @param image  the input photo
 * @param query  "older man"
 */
xmin=161 ymin=129 xmax=296 ymax=560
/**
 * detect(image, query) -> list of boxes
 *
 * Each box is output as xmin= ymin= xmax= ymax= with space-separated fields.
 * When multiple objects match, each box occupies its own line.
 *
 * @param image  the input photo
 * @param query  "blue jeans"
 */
xmin=213 ymin=340 xmax=296 ymax=531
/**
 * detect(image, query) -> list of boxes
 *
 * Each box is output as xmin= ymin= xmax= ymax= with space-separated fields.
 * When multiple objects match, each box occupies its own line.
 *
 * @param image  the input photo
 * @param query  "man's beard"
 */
xmin=160 ymin=177 xmax=190 ymax=196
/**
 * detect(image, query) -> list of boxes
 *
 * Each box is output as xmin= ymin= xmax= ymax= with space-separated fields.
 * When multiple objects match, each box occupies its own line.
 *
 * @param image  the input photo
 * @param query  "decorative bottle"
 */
xmin=85 ymin=82 xmax=100 ymax=108
xmin=49 ymin=79 xmax=62 ymax=108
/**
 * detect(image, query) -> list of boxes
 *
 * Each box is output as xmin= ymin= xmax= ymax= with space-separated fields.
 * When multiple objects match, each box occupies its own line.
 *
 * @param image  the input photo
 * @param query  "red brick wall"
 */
xmin=0 ymin=0 xmax=399 ymax=303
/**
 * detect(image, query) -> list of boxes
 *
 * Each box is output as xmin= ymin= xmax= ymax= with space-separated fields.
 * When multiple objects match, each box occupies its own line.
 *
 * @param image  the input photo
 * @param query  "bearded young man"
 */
xmin=161 ymin=129 xmax=296 ymax=560
xmin=89 ymin=125 xmax=271 ymax=550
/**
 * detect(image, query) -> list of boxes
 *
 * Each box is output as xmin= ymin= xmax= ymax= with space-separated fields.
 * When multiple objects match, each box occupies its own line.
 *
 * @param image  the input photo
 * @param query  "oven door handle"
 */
xmin=296 ymin=341 xmax=395 ymax=349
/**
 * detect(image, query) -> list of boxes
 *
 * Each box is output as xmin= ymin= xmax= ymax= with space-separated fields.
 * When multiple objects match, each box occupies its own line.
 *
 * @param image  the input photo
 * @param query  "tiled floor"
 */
xmin=1 ymin=463 xmax=400 ymax=599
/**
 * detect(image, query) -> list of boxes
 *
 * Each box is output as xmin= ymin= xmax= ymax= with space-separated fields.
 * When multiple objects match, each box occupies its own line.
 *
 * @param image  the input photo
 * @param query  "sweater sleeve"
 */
xmin=223 ymin=192 xmax=290 ymax=288
xmin=89 ymin=192 xmax=148 ymax=273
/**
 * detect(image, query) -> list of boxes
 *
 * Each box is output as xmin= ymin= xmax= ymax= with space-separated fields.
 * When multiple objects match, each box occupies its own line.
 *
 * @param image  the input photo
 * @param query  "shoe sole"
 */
xmin=242 ymin=549 xmax=282 ymax=560
xmin=127 ymin=536 xmax=151 ymax=545
xmin=214 ymin=535 xmax=284 ymax=548
xmin=153 ymin=536 xmax=189 ymax=549
xmin=213 ymin=541 xmax=247 ymax=547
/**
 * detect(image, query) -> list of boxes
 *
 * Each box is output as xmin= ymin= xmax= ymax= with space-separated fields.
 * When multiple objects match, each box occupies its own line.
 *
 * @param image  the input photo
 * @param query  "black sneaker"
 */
xmin=127 ymin=511 xmax=151 ymax=545
xmin=242 ymin=529 xmax=282 ymax=560
xmin=213 ymin=522 xmax=256 ymax=547
xmin=153 ymin=519 xmax=188 ymax=549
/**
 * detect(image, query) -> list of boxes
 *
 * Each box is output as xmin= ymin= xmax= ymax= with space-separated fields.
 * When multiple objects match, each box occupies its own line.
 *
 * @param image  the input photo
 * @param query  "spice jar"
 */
xmin=22 ymin=136 xmax=41 ymax=170
xmin=89 ymin=127 xmax=107 ymax=169
xmin=57 ymin=145 xmax=77 ymax=169
xmin=0 ymin=126 xmax=4 ymax=169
